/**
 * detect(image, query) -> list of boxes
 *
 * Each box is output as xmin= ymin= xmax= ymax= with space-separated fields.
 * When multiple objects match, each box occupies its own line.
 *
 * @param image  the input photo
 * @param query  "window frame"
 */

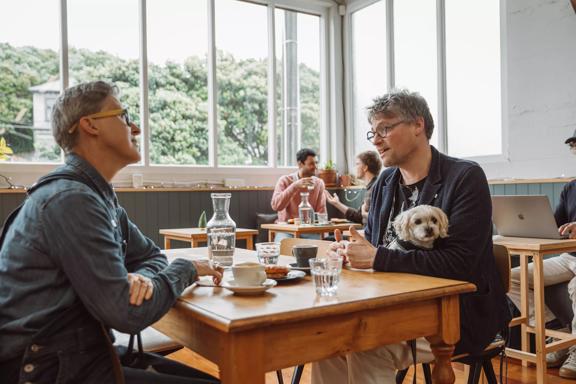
xmin=345 ymin=0 xmax=508 ymax=165
xmin=0 ymin=0 xmax=335 ymax=184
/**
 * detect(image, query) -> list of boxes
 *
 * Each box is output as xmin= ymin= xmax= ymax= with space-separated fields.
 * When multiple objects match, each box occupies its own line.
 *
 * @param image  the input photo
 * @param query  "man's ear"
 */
xmin=78 ymin=117 xmax=99 ymax=136
xmin=414 ymin=116 xmax=426 ymax=136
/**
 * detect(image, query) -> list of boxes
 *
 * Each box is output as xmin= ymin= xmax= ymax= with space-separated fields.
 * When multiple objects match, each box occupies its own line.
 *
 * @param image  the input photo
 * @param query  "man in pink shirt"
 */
xmin=271 ymin=148 xmax=327 ymax=241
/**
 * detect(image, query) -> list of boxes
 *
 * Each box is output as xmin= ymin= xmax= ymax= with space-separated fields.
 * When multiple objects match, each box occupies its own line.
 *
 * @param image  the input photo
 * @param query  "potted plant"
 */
xmin=318 ymin=160 xmax=338 ymax=186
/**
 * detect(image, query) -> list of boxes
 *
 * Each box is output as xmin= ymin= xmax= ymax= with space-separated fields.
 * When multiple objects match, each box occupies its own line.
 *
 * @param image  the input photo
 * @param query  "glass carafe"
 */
xmin=206 ymin=193 xmax=236 ymax=266
xmin=298 ymin=192 xmax=314 ymax=225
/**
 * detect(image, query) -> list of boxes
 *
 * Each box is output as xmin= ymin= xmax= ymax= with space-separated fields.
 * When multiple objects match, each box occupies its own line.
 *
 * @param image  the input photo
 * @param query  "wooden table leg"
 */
xmin=219 ymin=331 xmax=265 ymax=384
xmin=191 ymin=239 xmax=198 ymax=248
xmin=532 ymin=252 xmax=547 ymax=384
xmin=268 ymin=231 xmax=275 ymax=242
xmin=430 ymin=341 xmax=456 ymax=384
xmin=164 ymin=237 xmax=172 ymax=250
xmin=246 ymin=235 xmax=254 ymax=250
xmin=520 ymin=253 xmax=530 ymax=367
xmin=427 ymin=295 xmax=459 ymax=384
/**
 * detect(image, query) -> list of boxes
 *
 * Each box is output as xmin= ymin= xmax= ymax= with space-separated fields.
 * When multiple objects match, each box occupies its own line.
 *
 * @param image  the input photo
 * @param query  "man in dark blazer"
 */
xmin=311 ymin=90 xmax=511 ymax=384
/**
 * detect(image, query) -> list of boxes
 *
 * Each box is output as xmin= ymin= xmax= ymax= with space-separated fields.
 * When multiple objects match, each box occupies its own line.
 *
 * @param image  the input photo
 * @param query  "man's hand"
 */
xmin=559 ymin=222 xmax=576 ymax=239
xmin=127 ymin=273 xmax=154 ymax=306
xmin=192 ymin=259 xmax=224 ymax=285
xmin=293 ymin=177 xmax=314 ymax=190
xmin=345 ymin=226 xmax=376 ymax=269
xmin=328 ymin=228 xmax=348 ymax=262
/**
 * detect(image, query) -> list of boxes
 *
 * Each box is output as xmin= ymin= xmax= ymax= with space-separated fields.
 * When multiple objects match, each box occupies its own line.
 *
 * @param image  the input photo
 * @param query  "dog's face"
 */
xmin=393 ymin=205 xmax=449 ymax=249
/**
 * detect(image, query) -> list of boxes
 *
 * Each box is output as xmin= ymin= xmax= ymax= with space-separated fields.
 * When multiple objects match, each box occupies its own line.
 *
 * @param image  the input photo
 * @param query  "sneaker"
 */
xmin=547 ymin=347 xmax=569 ymax=368
xmin=560 ymin=350 xmax=576 ymax=379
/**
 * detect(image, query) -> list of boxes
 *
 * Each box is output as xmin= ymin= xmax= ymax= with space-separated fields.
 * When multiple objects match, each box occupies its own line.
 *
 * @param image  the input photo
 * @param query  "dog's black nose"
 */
xmin=425 ymin=227 xmax=433 ymax=236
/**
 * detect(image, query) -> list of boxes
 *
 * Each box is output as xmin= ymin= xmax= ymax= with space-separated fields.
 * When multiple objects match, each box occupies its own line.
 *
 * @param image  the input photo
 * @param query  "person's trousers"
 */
xmin=507 ymin=252 xmax=576 ymax=333
xmin=311 ymin=338 xmax=434 ymax=384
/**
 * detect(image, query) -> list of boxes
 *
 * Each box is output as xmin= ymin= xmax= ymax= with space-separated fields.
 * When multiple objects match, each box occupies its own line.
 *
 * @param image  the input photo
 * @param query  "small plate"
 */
xmin=273 ymin=270 xmax=306 ymax=283
xmin=221 ymin=279 xmax=277 ymax=295
xmin=289 ymin=262 xmax=311 ymax=274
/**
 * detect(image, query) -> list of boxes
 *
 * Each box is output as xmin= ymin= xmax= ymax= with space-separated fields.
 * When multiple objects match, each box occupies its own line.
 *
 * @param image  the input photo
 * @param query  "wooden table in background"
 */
xmin=261 ymin=222 xmax=363 ymax=242
xmin=493 ymin=236 xmax=576 ymax=384
xmin=159 ymin=228 xmax=258 ymax=250
xmin=154 ymin=247 xmax=475 ymax=384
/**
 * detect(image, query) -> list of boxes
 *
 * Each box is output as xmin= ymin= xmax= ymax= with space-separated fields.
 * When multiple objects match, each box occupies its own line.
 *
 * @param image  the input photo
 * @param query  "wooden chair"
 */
xmin=113 ymin=327 xmax=183 ymax=356
xmin=276 ymin=238 xmax=333 ymax=384
xmin=396 ymin=244 xmax=511 ymax=384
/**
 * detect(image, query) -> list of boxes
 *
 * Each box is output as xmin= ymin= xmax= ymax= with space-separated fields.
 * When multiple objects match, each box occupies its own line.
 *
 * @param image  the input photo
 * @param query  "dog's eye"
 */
xmin=414 ymin=219 xmax=422 ymax=225
xmin=431 ymin=217 xmax=437 ymax=224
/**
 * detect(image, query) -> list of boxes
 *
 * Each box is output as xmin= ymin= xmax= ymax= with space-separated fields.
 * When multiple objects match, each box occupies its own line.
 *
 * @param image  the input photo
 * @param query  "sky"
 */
xmin=0 ymin=0 xmax=320 ymax=69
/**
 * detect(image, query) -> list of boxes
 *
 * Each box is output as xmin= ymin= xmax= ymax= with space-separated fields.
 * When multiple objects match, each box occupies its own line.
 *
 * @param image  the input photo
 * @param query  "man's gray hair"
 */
xmin=366 ymin=89 xmax=434 ymax=140
xmin=52 ymin=81 xmax=118 ymax=152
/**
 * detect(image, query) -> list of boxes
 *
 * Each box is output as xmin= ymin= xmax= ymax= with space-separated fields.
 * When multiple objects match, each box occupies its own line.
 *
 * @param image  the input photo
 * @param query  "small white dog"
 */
xmin=390 ymin=205 xmax=449 ymax=250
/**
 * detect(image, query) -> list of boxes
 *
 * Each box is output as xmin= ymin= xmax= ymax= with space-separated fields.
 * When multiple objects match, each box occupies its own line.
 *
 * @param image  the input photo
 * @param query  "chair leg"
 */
xmin=422 ymin=363 xmax=433 ymax=384
xmin=276 ymin=370 xmax=284 ymax=384
xmin=467 ymin=362 xmax=482 ymax=384
xmin=395 ymin=368 xmax=409 ymax=384
xmin=291 ymin=364 xmax=305 ymax=384
xmin=482 ymin=359 xmax=498 ymax=384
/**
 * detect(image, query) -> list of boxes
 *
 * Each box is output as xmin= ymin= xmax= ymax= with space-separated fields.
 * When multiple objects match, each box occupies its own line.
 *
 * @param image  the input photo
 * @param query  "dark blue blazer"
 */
xmin=366 ymin=146 xmax=511 ymax=355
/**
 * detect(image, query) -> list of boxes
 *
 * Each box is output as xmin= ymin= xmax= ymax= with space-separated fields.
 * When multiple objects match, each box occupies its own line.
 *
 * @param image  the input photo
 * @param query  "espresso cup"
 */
xmin=232 ymin=262 xmax=267 ymax=286
xmin=292 ymin=245 xmax=318 ymax=268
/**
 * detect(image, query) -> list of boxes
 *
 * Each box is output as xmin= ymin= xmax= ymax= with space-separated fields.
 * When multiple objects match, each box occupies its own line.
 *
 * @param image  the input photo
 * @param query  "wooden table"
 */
xmin=154 ymin=247 xmax=475 ymax=384
xmin=261 ymin=222 xmax=363 ymax=242
xmin=159 ymin=228 xmax=259 ymax=250
xmin=493 ymin=236 xmax=576 ymax=384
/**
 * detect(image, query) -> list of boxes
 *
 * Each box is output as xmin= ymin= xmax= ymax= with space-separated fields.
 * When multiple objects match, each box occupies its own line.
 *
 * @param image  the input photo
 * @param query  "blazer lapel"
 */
xmin=376 ymin=169 xmax=400 ymax=244
xmin=418 ymin=147 xmax=442 ymax=206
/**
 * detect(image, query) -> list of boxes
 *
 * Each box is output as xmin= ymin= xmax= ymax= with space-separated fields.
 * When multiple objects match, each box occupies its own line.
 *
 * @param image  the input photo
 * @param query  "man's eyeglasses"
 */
xmin=366 ymin=120 xmax=407 ymax=143
xmin=68 ymin=108 xmax=131 ymax=134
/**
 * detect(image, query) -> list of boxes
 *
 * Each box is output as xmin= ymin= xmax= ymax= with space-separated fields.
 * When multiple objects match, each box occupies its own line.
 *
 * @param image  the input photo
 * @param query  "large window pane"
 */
xmin=275 ymin=9 xmax=321 ymax=167
xmin=147 ymin=0 xmax=208 ymax=165
xmin=0 ymin=0 xmax=60 ymax=162
xmin=216 ymin=0 xmax=268 ymax=166
xmin=67 ymin=0 xmax=141 ymax=160
xmin=394 ymin=0 xmax=438 ymax=148
xmin=445 ymin=0 xmax=501 ymax=157
xmin=351 ymin=1 xmax=388 ymax=156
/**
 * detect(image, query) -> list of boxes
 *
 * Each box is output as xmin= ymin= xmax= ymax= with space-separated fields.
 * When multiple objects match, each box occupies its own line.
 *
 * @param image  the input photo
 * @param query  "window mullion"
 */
xmin=207 ymin=0 xmax=218 ymax=168
xmin=436 ymin=0 xmax=447 ymax=153
xmin=267 ymin=2 xmax=277 ymax=168
xmin=139 ymin=0 xmax=150 ymax=167
xmin=386 ymin=0 xmax=394 ymax=90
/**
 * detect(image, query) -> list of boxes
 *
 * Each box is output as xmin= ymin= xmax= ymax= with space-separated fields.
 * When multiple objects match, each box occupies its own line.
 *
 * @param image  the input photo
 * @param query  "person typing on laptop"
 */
xmin=508 ymin=129 xmax=576 ymax=379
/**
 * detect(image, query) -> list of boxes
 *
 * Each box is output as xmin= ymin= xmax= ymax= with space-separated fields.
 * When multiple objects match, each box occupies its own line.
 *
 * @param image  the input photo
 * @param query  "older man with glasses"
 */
xmin=0 ymin=81 xmax=222 ymax=384
xmin=311 ymin=89 xmax=511 ymax=384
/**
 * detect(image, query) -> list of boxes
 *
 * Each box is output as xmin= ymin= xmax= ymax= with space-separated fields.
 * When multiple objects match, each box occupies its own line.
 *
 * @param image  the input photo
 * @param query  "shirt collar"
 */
xmin=65 ymin=153 xmax=117 ymax=205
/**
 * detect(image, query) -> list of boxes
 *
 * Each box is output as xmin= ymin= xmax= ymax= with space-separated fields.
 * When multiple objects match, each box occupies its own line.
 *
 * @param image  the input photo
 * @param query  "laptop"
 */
xmin=491 ymin=195 xmax=568 ymax=239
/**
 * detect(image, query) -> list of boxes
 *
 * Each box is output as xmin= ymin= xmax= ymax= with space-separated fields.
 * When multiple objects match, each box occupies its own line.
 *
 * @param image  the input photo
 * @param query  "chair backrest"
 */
xmin=493 ymin=243 xmax=511 ymax=293
xmin=279 ymin=238 xmax=333 ymax=258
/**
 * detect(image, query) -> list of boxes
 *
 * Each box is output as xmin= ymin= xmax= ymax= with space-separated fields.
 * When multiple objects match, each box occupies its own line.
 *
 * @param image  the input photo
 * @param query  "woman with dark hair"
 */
xmin=324 ymin=150 xmax=382 ymax=224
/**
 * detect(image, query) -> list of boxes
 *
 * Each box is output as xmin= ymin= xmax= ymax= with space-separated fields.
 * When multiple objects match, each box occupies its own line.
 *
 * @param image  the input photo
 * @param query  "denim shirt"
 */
xmin=0 ymin=153 xmax=197 ymax=361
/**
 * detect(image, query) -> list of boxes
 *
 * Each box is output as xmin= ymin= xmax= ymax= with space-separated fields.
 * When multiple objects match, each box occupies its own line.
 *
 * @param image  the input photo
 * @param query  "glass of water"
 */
xmin=256 ymin=242 xmax=280 ymax=265
xmin=309 ymin=256 xmax=343 ymax=296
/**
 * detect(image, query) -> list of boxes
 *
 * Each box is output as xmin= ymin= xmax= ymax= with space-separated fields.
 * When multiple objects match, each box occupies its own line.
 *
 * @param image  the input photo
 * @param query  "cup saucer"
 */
xmin=289 ymin=263 xmax=311 ymax=274
xmin=221 ymin=279 xmax=277 ymax=295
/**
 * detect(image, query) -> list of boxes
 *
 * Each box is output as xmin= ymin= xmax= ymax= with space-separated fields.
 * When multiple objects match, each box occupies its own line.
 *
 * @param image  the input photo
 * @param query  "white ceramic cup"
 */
xmin=232 ymin=262 xmax=266 ymax=286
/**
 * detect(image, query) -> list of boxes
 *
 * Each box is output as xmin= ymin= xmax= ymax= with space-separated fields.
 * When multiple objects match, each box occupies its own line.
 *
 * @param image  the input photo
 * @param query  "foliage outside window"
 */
xmin=0 ymin=0 xmax=323 ymax=167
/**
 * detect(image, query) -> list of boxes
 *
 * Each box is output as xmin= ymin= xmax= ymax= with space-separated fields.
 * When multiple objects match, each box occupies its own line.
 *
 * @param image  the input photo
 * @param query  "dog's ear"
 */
xmin=435 ymin=208 xmax=449 ymax=238
xmin=393 ymin=210 xmax=412 ymax=240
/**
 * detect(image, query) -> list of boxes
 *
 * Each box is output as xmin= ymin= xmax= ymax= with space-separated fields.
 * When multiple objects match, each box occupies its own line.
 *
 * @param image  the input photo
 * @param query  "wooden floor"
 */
xmin=168 ymin=347 xmax=576 ymax=383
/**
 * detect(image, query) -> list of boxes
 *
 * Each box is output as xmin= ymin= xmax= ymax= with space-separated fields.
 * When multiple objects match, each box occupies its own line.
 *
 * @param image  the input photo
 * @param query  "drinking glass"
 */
xmin=256 ymin=242 xmax=280 ymax=265
xmin=309 ymin=256 xmax=343 ymax=296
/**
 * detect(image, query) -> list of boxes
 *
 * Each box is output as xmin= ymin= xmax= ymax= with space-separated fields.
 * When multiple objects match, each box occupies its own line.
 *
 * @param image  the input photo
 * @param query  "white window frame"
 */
xmin=0 ymin=0 xmax=338 ymax=186
xmin=345 ymin=0 xmax=508 ymax=166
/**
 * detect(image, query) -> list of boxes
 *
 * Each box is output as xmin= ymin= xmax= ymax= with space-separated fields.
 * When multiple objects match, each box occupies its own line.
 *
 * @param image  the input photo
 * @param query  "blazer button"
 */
xmin=30 ymin=344 xmax=40 ymax=352
xmin=24 ymin=363 xmax=35 ymax=373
